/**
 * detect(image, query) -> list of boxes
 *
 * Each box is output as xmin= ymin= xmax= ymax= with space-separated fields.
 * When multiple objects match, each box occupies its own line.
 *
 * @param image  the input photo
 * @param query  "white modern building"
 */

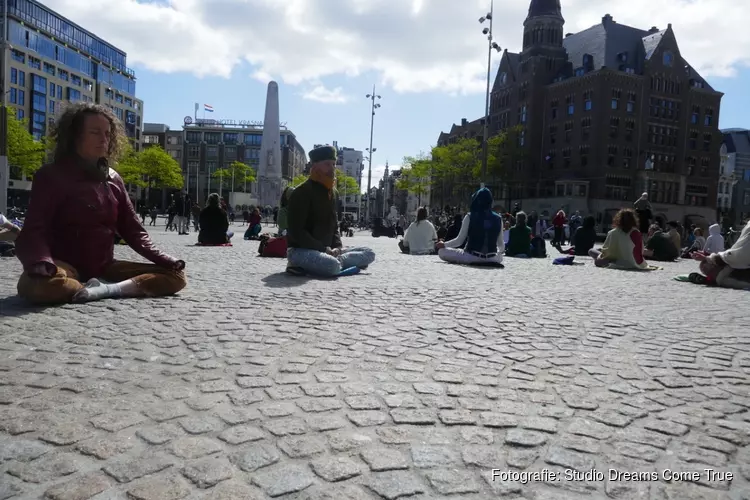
xmin=721 ymin=129 xmax=750 ymax=225
xmin=718 ymin=143 xmax=737 ymax=216
xmin=334 ymin=144 xmax=363 ymax=216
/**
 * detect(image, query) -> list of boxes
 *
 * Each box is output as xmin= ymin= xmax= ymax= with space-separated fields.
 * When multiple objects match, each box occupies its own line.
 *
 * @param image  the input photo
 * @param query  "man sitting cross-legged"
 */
xmin=285 ymin=145 xmax=375 ymax=277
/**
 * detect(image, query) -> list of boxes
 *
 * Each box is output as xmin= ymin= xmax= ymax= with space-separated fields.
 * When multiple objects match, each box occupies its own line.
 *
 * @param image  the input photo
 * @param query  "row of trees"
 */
xmin=6 ymin=110 xmax=261 ymax=193
xmin=290 ymin=169 xmax=360 ymax=194
xmin=395 ymin=125 xmax=526 ymax=208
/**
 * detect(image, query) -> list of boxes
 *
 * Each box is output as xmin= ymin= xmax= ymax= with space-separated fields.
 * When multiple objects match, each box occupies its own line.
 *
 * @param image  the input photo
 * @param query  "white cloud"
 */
xmin=300 ymin=85 xmax=350 ymax=104
xmin=43 ymin=0 xmax=750 ymax=94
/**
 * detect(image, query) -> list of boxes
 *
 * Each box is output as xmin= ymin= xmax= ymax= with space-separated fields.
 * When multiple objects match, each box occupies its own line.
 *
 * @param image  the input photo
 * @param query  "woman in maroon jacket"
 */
xmin=15 ymin=103 xmax=187 ymax=305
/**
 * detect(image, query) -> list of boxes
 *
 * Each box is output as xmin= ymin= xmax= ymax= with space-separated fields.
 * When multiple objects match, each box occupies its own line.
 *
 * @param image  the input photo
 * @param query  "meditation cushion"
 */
xmin=195 ymin=243 xmax=233 ymax=247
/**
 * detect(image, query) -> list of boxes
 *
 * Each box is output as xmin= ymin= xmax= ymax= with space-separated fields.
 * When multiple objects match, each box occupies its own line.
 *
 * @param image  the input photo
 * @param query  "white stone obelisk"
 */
xmin=257 ymin=81 xmax=282 ymax=209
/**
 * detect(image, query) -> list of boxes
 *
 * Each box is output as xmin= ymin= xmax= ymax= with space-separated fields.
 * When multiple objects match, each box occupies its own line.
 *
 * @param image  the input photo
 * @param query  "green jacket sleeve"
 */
xmin=287 ymin=185 xmax=327 ymax=252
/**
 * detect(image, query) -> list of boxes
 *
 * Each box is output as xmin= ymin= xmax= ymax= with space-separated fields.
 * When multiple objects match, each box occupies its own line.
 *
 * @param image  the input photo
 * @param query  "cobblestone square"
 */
xmin=1 ymin=226 xmax=749 ymax=499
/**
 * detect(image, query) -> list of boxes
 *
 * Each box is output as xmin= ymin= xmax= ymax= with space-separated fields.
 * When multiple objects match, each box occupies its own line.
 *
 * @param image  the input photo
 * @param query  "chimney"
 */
xmin=667 ymin=23 xmax=672 ymax=29
xmin=565 ymin=33 xmax=573 ymax=38
xmin=602 ymin=14 xmax=613 ymax=24
xmin=648 ymin=26 xmax=659 ymax=34
xmin=461 ymin=118 xmax=468 ymax=127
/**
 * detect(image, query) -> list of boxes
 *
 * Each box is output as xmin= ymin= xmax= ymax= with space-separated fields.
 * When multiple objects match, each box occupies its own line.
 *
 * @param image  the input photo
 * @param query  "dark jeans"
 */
xmin=553 ymin=226 xmax=564 ymax=245
xmin=636 ymin=210 xmax=650 ymax=235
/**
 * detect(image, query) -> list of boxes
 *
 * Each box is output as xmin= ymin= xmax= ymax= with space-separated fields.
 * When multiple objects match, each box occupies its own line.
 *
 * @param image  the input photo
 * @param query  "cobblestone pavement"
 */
xmin=1 ymin=225 xmax=750 ymax=500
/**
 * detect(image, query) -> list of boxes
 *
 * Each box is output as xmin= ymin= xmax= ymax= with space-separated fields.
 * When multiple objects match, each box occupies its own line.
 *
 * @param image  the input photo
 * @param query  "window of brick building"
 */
xmin=551 ymin=100 xmax=558 ymax=119
xmin=518 ymin=130 xmax=525 ymax=147
xmin=556 ymin=184 xmax=565 ymax=197
xmin=703 ymin=133 xmax=711 ymax=151
xmin=583 ymin=91 xmax=593 ymax=111
xmin=704 ymin=109 xmax=713 ymax=127
xmin=566 ymin=96 xmax=575 ymax=115
xmin=547 ymin=151 xmax=555 ymax=169
xmin=549 ymin=125 xmax=557 ymax=144
xmin=685 ymin=184 xmax=708 ymax=206
xmin=563 ymin=148 xmax=571 ymax=169
xmin=605 ymin=175 xmax=632 ymax=200
xmin=519 ymin=83 xmax=528 ymax=100
xmin=188 ymin=145 xmax=200 ymax=158
xmin=609 ymin=117 xmax=620 ymax=138
xmin=607 ymin=146 xmax=618 ymax=166
xmin=689 ymin=131 xmax=698 ymax=150
xmin=691 ymin=105 xmax=700 ymax=124
xmin=625 ymin=120 xmax=635 ymax=141
xmin=623 ymin=148 xmax=633 ymax=168
xmin=700 ymin=157 xmax=709 ymax=176
xmin=519 ymin=105 xmax=527 ymax=123
xmin=611 ymin=89 xmax=622 ymax=110
xmin=581 ymin=117 xmax=591 ymax=141
xmin=627 ymin=93 xmax=636 ymax=113
xmin=687 ymin=156 xmax=697 ymax=176
xmin=580 ymin=145 xmax=590 ymax=167
xmin=564 ymin=122 xmax=573 ymax=142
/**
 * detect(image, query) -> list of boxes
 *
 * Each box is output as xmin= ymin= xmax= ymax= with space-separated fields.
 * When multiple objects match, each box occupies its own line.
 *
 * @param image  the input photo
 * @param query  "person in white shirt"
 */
xmin=0 ymin=213 xmax=22 ymax=257
xmin=694 ymin=220 xmax=750 ymax=290
xmin=703 ymin=223 xmax=724 ymax=254
xmin=399 ymin=207 xmax=438 ymax=255
xmin=436 ymin=187 xmax=505 ymax=266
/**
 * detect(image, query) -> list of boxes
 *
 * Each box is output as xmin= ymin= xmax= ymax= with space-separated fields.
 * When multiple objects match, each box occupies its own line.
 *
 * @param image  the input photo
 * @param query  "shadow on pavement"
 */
xmin=261 ymin=272 xmax=314 ymax=288
xmin=0 ymin=295 xmax=49 ymax=317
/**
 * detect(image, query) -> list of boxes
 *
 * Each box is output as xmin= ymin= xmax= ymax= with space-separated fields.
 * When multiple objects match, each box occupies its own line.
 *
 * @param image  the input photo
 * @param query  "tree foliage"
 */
xmin=335 ymin=168 xmax=359 ymax=194
xmin=395 ymin=153 xmax=432 ymax=202
xmin=290 ymin=174 xmax=308 ymax=188
xmin=6 ymin=110 xmax=46 ymax=178
xmin=213 ymin=161 xmax=257 ymax=190
xmin=111 ymin=144 xmax=183 ymax=189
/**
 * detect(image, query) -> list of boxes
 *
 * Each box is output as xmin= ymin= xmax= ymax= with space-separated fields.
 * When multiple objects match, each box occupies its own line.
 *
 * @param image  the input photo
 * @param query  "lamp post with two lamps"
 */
xmin=479 ymin=2 xmax=502 ymax=184
xmin=365 ymin=87 xmax=381 ymax=223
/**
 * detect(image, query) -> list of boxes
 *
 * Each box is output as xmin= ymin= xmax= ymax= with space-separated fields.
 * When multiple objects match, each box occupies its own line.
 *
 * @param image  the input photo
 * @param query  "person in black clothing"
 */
xmin=643 ymin=224 xmax=679 ymax=262
xmin=557 ymin=215 xmax=596 ymax=255
xmin=444 ymin=214 xmax=463 ymax=242
xmin=198 ymin=193 xmax=234 ymax=245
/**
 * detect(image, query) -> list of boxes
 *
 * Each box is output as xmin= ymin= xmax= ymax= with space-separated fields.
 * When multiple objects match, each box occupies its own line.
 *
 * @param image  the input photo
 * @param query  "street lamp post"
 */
xmin=365 ymin=86 xmax=381 ymax=223
xmin=479 ymin=1 xmax=501 ymax=183
xmin=0 ymin=0 xmax=10 ymax=215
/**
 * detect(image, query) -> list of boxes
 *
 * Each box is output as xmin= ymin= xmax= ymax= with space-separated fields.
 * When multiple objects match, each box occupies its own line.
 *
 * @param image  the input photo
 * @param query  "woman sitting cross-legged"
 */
xmin=589 ymin=208 xmax=648 ymax=270
xmin=436 ymin=187 xmax=504 ymax=266
xmin=15 ymin=102 xmax=186 ymax=305
xmin=557 ymin=215 xmax=597 ymax=256
xmin=244 ymin=208 xmax=263 ymax=240
xmin=692 ymin=219 xmax=750 ymax=290
xmin=505 ymin=211 xmax=532 ymax=257
xmin=399 ymin=207 xmax=438 ymax=255
xmin=198 ymin=193 xmax=234 ymax=245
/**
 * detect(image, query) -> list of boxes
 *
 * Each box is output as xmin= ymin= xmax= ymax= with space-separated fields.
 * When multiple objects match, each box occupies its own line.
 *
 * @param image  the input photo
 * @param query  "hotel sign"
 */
xmin=184 ymin=116 xmax=287 ymax=127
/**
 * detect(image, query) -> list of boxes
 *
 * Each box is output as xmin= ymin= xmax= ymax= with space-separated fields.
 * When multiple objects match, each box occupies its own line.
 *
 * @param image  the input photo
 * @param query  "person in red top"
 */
xmin=552 ymin=209 xmax=567 ymax=246
xmin=15 ymin=103 xmax=187 ymax=305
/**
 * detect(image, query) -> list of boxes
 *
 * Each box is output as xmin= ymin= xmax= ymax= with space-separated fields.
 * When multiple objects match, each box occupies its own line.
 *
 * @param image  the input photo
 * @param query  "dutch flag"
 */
xmin=204 ymin=104 xmax=214 ymax=113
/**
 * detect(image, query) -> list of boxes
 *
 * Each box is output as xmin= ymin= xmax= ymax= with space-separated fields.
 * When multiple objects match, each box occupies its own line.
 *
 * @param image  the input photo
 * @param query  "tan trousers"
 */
xmin=0 ymin=229 xmax=18 ymax=242
xmin=17 ymin=260 xmax=187 ymax=305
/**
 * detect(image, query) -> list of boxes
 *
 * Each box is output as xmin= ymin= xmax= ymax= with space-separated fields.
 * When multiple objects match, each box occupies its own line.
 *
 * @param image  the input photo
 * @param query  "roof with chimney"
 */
xmin=560 ymin=14 xmax=714 ymax=91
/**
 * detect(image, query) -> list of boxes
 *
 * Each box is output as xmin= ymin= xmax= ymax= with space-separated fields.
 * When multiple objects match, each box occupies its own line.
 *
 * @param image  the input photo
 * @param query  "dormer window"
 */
xmin=582 ymin=54 xmax=593 ymax=69
xmin=499 ymin=72 xmax=507 ymax=84
xmin=663 ymin=51 xmax=673 ymax=66
xmin=575 ymin=68 xmax=585 ymax=77
xmin=617 ymin=52 xmax=628 ymax=63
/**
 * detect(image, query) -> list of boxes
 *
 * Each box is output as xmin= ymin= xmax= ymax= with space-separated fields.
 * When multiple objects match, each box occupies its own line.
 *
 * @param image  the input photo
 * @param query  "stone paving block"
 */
xmin=229 ymin=443 xmax=280 ymax=472
xmin=6 ymin=452 xmax=80 ymax=483
xmin=127 ymin=474 xmax=192 ymax=500
xmin=44 ymin=472 xmax=111 ymax=500
xmin=75 ymin=435 xmax=134 ymax=460
xmin=424 ymin=468 xmax=481 ymax=494
xmin=169 ymin=436 xmax=223 ymax=459
xmin=0 ymin=438 xmax=51 ymax=462
xmin=360 ymin=448 xmax=410 ymax=471
xmin=181 ymin=456 xmax=233 ymax=488
xmin=310 ymin=455 xmax=362 ymax=482
xmin=103 ymin=453 xmax=174 ymax=483
xmin=252 ymin=464 xmax=316 ymax=497
xmin=367 ymin=470 xmax=425 ymax=499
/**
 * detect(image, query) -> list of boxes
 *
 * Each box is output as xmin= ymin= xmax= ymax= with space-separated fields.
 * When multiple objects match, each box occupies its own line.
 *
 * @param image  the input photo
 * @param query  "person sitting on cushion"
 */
xmin=693 ymin=219 xmax=750 ymax=290
xmin=557 ymin=215 xmax=597 ymax=256
xmin=198 ymin=193 xmax=233 ymax=245
xmin=642 ymin=224 xmax=679 ymax=262
xmin=399 ymin=207 xmax=438 ymax=255
xmin=589 ymin=208 xmax=648 ymax=269
xmin=436 ymin=186 xmax=504 ymax=266
xmin=14 ymin=102 xmax=186 ymax=305
xmin=505 ymin=211 xmax=532 ymax=257
xmin=244 ymin=207 xmax=263 ymax=240
xmin=286 ymin=145 xmax=375 ymax=276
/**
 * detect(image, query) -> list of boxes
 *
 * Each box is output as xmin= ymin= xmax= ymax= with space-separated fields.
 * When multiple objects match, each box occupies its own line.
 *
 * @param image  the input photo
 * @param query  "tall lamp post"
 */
xmin=479 ymin=1 xmax=501 ymax=183
xmin=365 ymin=86 xmax=381 ymax=223
xmin=0 ymin=0 xmax=10 ymax=215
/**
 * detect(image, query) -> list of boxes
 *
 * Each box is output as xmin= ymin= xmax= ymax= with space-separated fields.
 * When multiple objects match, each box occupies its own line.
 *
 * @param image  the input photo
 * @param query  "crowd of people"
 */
xmin=3 ymin=102 xmax=749 ymax=306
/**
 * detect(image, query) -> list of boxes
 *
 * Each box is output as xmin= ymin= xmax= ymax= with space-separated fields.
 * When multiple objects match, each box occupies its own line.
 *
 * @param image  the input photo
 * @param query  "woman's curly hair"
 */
xmin=612 ymin=208 xmax=639 ymax=233
xmin=50 ymin=102 xmax=126 ymax=163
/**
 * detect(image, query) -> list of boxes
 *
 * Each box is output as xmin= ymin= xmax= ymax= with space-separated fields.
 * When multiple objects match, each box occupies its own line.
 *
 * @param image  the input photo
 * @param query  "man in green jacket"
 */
xmin=286 ymin=145 xmax=375 ymax=276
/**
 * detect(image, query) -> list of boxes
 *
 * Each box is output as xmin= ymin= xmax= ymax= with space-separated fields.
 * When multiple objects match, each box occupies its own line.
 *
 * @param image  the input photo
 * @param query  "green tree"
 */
xmin=6 ymin=110 xmax=46 ymax=178
xmin=137 ymin=145 xmax=183 ymax=189
xmin=335 ymin=168 xmax=359 ymax=194
xmin=213 ymin=161 xmax=257 ymax=191
xmin=290 ymin=174 xmax=308 ymax=188
xmin=395 ymin=154 xmax=432 ymax=205
xmin=486 ymin=125 xmax=527 ymax=207
xmin=112 ymin=143 xmax=148 ymax=187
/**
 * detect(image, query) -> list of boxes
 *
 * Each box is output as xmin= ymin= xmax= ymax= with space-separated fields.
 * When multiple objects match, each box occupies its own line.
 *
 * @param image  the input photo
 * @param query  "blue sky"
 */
xmin=44 ymin=0 xmax=750 ymax=192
